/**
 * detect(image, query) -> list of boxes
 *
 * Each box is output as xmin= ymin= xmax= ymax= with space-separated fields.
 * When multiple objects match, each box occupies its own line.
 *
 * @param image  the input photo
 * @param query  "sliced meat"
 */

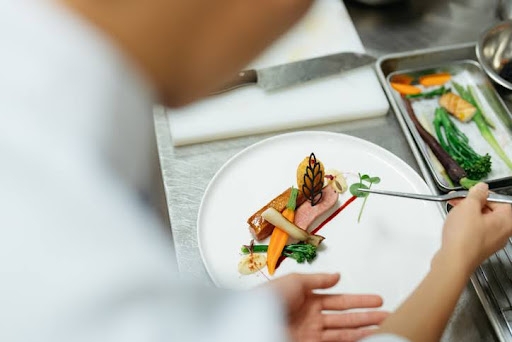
xmin=294 ymin=185 xmax=339 ymax=231
xmin=247 ymin=187 xmax=305 ymax=241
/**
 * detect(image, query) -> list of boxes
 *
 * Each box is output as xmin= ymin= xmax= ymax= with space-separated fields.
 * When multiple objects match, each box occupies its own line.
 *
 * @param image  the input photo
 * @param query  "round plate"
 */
xmin=198 ymin=131 xmax=443 ymax=311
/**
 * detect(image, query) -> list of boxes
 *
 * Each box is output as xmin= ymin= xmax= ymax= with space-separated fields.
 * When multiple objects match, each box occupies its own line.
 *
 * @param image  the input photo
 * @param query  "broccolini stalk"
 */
xmin=403 ymin=97 xmax=478 ymax=189
xmin=453 ymin=82 xmax=512 ymax=171
xmin=405 ymin=86 xmax=450 ymax=99
xmin=433 ymin=108 xmax=491 ymax=180
xmin=241 ymin=244 xmax=317 ymax=264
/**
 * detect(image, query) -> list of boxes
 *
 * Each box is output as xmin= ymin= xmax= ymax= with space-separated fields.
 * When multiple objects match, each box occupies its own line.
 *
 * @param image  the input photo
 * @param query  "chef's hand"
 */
xmin=442 ymin=182 xmax=512 ymax=272
xmin=266 ymin=273 xmax=389 ymax=342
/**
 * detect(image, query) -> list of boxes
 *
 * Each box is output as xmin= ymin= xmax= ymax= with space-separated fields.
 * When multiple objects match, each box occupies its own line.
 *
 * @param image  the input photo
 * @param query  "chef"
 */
xmin=1 ymin=1 xmax=511 ymax=342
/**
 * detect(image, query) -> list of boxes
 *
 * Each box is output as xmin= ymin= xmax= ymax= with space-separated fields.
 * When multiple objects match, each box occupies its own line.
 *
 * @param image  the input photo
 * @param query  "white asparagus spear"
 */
xmin=261 ymin=207 xmax=325 ymax=247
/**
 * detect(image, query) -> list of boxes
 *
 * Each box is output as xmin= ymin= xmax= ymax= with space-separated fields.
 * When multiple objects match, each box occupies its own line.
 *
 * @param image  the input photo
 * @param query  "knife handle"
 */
xmin=213 ymin=69 xmax=258 ymax=94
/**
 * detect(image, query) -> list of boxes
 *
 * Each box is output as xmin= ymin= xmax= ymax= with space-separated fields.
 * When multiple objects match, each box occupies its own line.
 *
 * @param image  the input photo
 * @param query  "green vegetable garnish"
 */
xmin=468 ymin=86 xmax=495 ymax=129
xmin=241 ymin=243 xmax=317 ymax=264
xmin=405 ymin=86 xmax=450 ymax=99
xmin=287 ymin=187 xmax=299 ymax=211
xmin=478 ymin=84 xmax=512 ymax=131
xmin=453 ymin=81 xmax=512 ymax=172
xmin=433 ymin=107 xmax=492 ymax=180
xmin=349 ymin=173 xmax=380 ymax=223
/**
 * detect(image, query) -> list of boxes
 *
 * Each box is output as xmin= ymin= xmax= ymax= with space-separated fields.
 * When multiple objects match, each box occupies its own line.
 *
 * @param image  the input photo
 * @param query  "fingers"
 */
xmin=485 ymin=198 xmax=504 ymax=212
xmin=448 ymin=198 xmax=463 ymax=207
xmin=298 ymin=273 xmax=341 ymax=291
xmin=323 ymin=311 xmax=389 ymax=329
xmin=484 ymin=203 xmax=512 ymax=234
xmin=320 ymin=294 xmax=384 ymax=310
xmin=321 ymin=327 xmax=375 ymax=342
xmin=465 ymin=183 xmax=489 ymax=209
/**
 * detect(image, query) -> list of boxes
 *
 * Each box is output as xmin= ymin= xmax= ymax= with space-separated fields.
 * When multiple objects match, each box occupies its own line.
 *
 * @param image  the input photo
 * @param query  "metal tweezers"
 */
xmin=358 ymin=188 xmax=512 ymax=204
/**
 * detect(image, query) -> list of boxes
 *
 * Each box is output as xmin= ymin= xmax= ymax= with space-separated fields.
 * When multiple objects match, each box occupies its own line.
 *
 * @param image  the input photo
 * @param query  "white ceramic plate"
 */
xmin=198 ymin=131 xmax=444 ymax=311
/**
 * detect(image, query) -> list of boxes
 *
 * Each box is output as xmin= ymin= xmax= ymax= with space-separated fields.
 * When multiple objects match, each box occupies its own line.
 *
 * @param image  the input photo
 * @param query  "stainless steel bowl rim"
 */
xmin=477 ymin=20 xmax=512 ymax=90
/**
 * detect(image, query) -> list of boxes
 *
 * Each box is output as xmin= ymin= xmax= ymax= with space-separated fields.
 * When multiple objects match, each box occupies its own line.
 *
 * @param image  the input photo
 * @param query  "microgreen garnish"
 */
xmin=349 ymin=173 xmax=381 ymax=223
xmin=242 ymin=239 xmax=255 ymax=255
xmin=302 ymin=153 xmax=324 ymax=206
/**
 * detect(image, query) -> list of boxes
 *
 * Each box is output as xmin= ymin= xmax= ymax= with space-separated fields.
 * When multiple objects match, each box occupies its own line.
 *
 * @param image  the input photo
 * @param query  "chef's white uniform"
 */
xmin=0 ymin=1 xmax=407 ymax=341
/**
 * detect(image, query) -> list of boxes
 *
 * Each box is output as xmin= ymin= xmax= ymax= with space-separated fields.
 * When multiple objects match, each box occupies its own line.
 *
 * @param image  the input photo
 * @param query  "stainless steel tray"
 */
xmin=387 ymin=60 xmax=512 ymax=192
xmin=376 ymin=42 xmax=512 ymax=342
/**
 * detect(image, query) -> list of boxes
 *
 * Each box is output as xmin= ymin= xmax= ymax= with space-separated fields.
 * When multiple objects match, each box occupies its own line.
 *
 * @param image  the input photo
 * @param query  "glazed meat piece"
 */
xmin=439 ymin=93 xmax=476 ymax=122
xmin=247 ymin=187 xmax=305 ymax=240
xmin=294 ymin=185 xmax=339 ymax=231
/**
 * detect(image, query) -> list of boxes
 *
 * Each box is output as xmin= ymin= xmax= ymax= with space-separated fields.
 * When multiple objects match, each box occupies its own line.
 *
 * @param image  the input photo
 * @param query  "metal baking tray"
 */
xmin=387 ymin=60 xmax=512 ymax=192
xmin=376 ymin=42 xmax=512 ymax=342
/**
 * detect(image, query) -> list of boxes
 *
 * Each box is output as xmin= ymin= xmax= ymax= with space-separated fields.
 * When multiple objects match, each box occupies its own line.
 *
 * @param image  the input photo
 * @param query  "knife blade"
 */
xmin=215 ymin=52 xmax=376 ymax=93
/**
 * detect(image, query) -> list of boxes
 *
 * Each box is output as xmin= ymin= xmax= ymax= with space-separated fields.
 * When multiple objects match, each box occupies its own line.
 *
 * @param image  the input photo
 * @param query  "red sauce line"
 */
xmin=275 ymin=255 xmax=287 ymax=270
xmin=275 ymin=195 xmax=357 ymax=272
xmin=311 ymin=195 xmax=357 ymax=235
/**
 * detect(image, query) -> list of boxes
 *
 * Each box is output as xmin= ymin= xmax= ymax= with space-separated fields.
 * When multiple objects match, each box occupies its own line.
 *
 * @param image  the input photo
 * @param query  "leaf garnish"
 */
xmin=302 ymin=153 xmax=324 ymax=206
xmin=349 ymin=173 xmax=381 ymax=223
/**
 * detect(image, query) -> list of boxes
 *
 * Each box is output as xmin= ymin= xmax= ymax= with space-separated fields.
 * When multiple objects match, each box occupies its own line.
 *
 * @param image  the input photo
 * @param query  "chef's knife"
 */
xmin=216 ymin=52 xmax=375 ymax=93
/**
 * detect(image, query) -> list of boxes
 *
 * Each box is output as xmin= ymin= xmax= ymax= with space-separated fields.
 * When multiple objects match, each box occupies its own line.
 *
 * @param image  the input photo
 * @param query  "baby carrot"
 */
xmin=419 ymin=73 xmax=451 ymax=87
xmin=267 ymin=188 xmax=298 ymax=275
xmin=390 ymin=82 xmax=422 ymax=95
xmin=391 ymin=74 xmax=414 ymax=85
xmin=267 ymin=210 xmax=293 ymax=275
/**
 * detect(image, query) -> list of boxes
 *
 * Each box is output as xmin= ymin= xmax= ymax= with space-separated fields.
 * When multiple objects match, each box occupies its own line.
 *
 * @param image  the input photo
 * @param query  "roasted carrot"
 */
xmin=267 ymin=210 xmax=293 ymax=275
xmin=391 ymin=74 xmax=414 ymax=85
xmin=267 ymin=187 xmax=298 ymax=275
xmin=390 ymin=82 xmax=422 ymax=95
xmin=419 ymin=73 xmax=451 ymax=87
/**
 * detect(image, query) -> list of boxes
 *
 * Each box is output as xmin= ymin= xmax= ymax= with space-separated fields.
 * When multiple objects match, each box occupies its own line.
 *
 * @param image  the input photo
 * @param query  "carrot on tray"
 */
xmin=390 ymin=82 xmax=422 ymax=95
xmin=266 ymin=187 xmax=298 ymax=275
xmin=391 ymin=74 xmax=414 ymax=85
xmin=419 ymin=73 xmax=451 ymax=87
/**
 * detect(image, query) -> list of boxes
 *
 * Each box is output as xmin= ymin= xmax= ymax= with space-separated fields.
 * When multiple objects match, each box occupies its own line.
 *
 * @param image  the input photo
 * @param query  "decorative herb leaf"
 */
xmin=302 ymin=153 xmax=324 ymax=206
xmin=350 ymin=183 xmax=369 ymax=197
xmin=350 ymin=173 xmax=381 ymax=223
xmin=369 ymin=177 xmax=381 ymax=184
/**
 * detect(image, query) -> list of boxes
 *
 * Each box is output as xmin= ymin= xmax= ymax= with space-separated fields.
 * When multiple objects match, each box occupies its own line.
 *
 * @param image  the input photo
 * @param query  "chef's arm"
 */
xmin=376 ymin=183 xmax=512 ymax=342
xmin=61 ymin=0 xmax=313 ymax=107
xmin=375 ymin=249 xmax=470 ymax=342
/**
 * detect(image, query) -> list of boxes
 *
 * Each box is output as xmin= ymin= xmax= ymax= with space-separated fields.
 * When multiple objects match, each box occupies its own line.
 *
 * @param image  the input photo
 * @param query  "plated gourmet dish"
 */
xmin=389 ymin=65 xmax=512 ymax=189
xmin=238 ymin=153 xmax=380 ymax=276
xmin=198 ymin=131 xmax=443 ymax=308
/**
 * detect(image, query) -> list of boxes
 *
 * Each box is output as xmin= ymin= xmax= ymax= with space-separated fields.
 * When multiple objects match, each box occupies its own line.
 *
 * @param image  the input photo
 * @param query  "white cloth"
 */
xmin=0 ymin=1 xmax=286 ymax=342
xmin=0 ymin=1 xmax=407 ymax=342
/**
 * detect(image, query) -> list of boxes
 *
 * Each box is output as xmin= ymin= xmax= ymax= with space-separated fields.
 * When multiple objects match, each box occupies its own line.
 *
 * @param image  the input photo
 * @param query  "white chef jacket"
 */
xmin=0 ymin=1 xmax=408 ymax=341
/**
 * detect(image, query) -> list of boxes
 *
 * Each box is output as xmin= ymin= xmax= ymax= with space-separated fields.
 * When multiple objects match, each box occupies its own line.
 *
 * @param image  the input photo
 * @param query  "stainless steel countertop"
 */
xmin=154 ymin=0 xmax=503 ymax=340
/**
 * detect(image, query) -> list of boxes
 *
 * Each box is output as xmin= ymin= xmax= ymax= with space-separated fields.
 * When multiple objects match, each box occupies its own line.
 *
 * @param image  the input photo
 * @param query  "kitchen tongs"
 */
xmin=358 ymin=188 xmax=512 ymax=204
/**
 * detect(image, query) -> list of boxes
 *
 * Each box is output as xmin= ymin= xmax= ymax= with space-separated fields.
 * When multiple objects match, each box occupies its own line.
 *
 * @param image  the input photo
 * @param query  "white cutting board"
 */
xmin=167 ymin=0 xmax=389 ymax=146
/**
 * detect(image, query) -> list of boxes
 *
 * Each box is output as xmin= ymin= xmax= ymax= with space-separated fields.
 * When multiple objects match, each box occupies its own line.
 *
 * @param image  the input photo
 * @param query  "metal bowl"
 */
xmin=477 ymin=20 xmax=512 ymax=90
